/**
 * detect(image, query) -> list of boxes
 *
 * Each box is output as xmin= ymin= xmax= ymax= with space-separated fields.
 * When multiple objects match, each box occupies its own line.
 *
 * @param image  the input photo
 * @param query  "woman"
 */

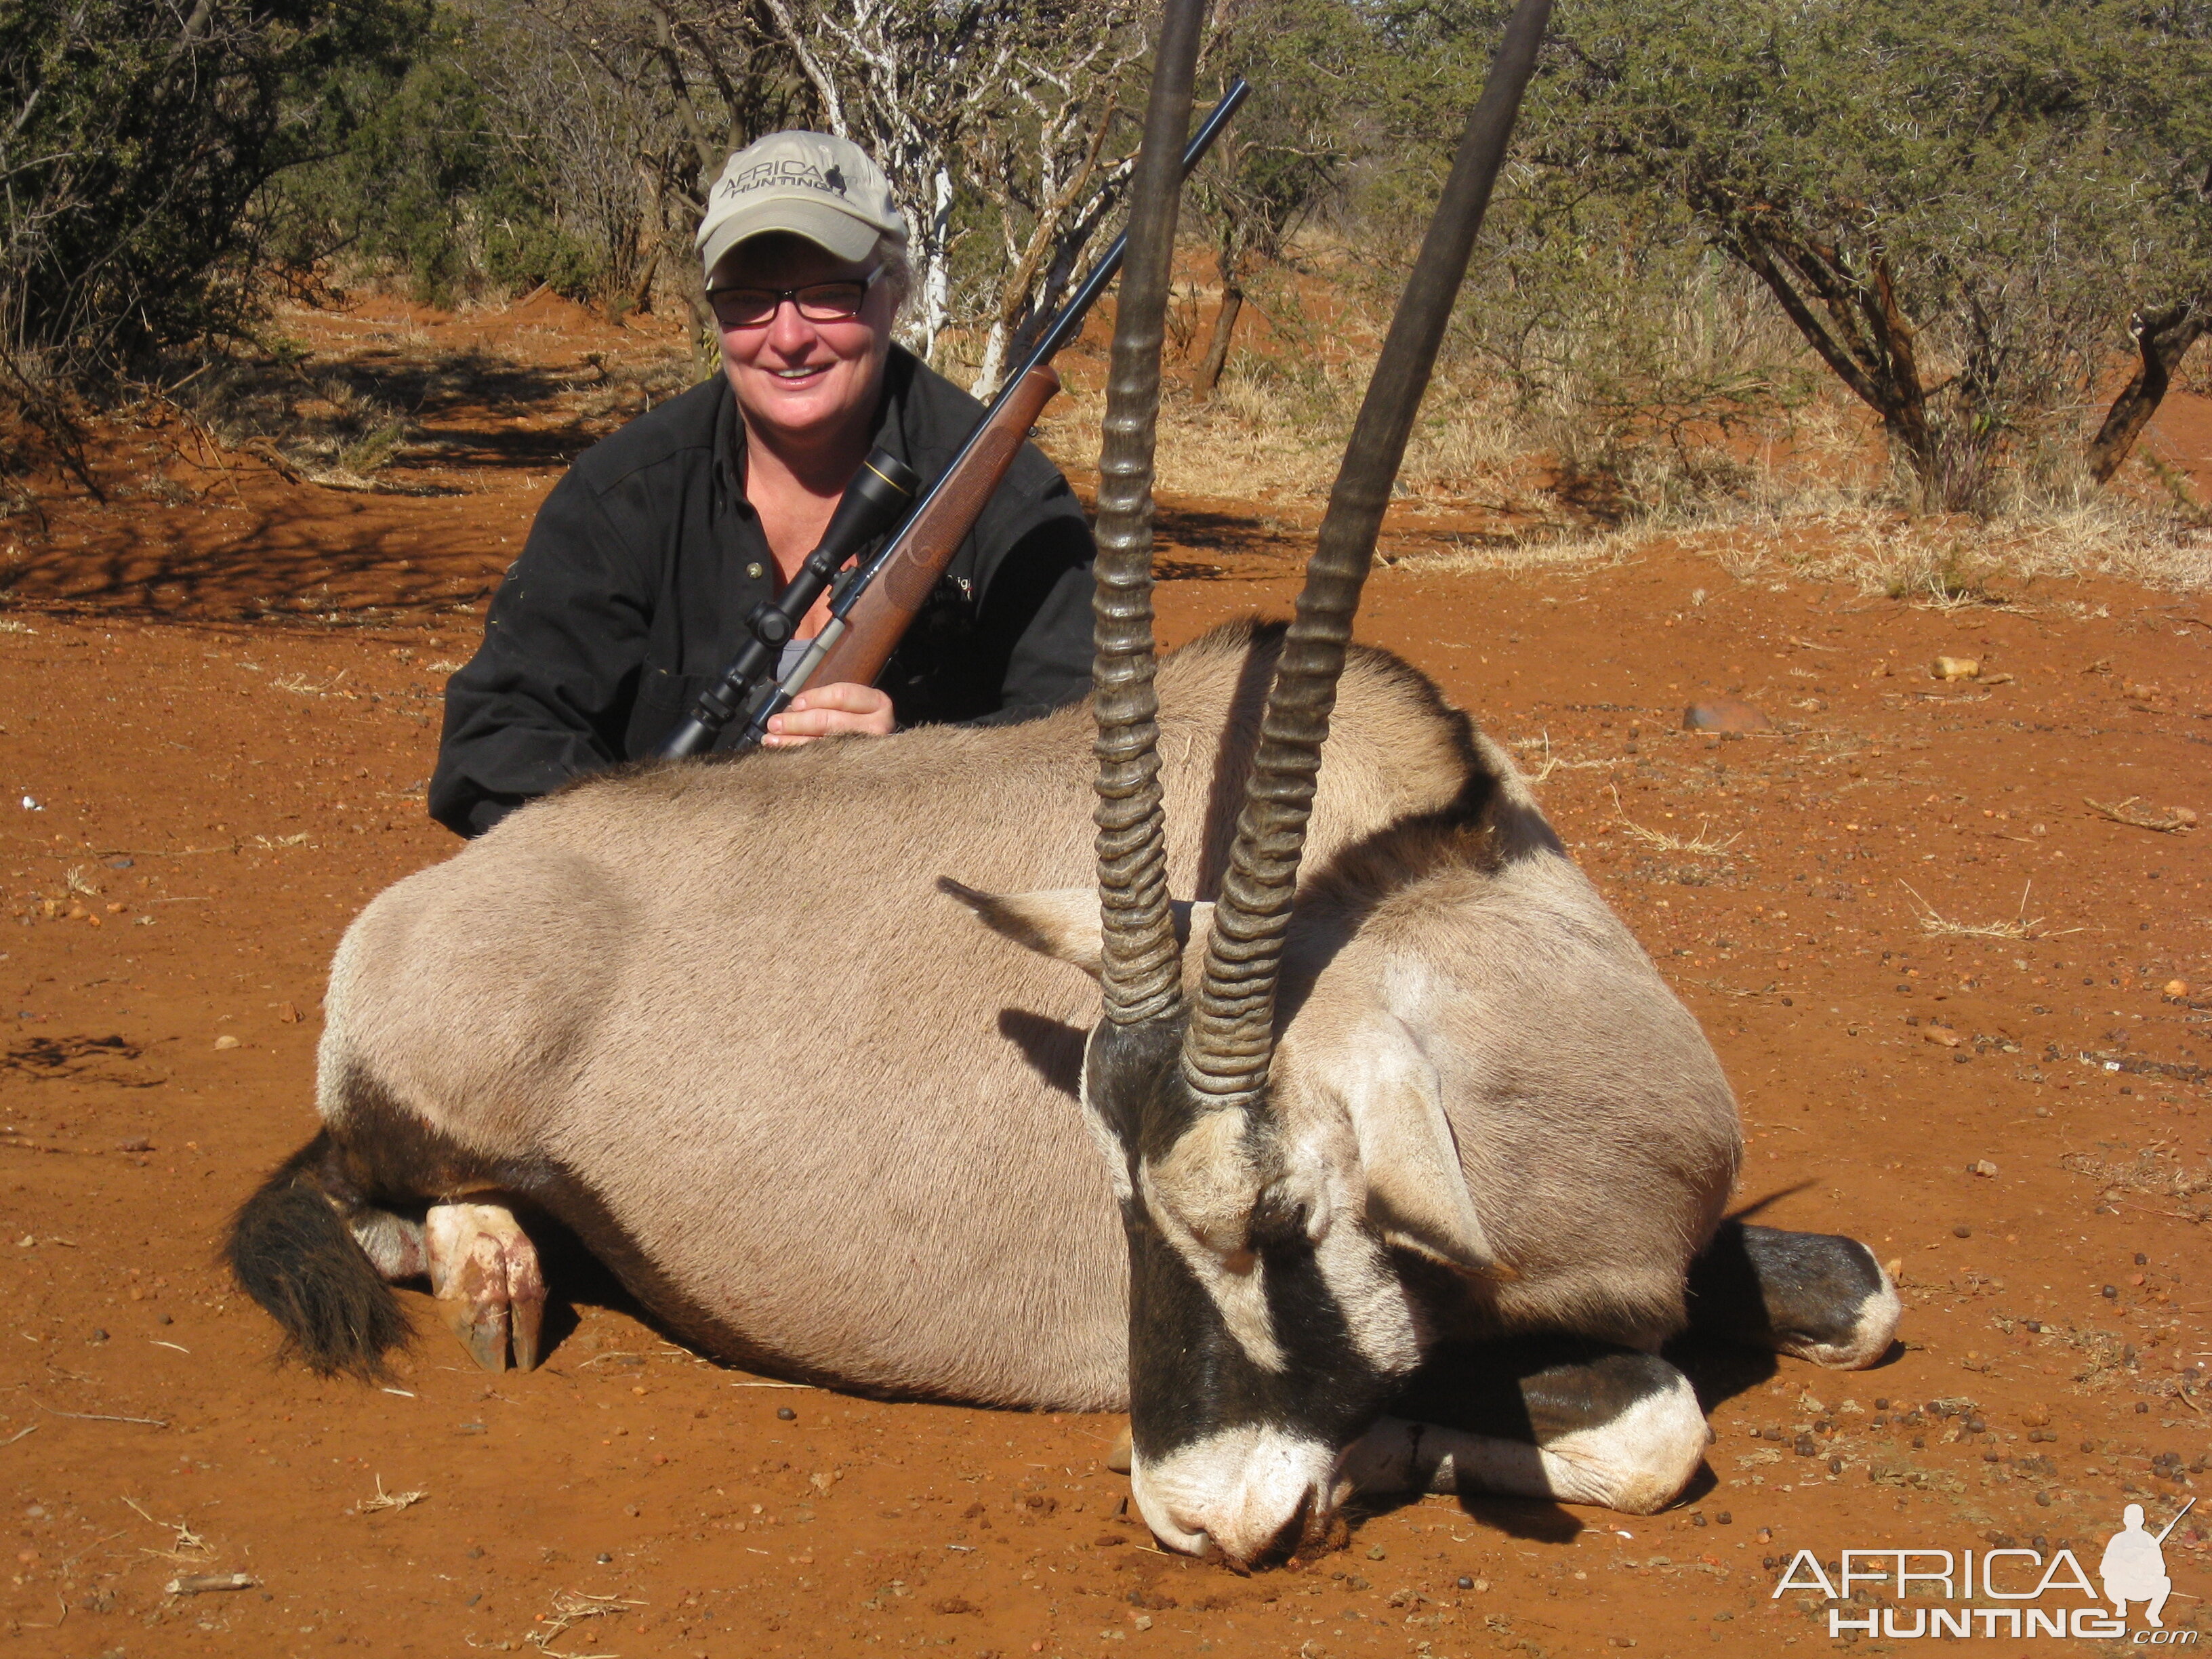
xmin=430 ymin=131 xmax=1097 ymax=838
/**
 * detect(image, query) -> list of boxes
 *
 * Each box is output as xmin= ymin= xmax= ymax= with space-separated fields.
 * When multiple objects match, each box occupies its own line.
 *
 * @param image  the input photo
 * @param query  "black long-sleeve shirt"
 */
xmin=429 ymin=348 xmax=1097 ymax=836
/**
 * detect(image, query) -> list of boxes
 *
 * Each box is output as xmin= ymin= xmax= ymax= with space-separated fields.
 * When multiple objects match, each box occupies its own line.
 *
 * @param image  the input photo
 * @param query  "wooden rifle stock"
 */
xmin=810 ymin=363 xmax=1062 ymax=691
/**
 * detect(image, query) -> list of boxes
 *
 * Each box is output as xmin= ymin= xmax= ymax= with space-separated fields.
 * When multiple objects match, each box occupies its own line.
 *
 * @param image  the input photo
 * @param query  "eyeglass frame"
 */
xmin=705 ymin=266 xmax=887 ymax=331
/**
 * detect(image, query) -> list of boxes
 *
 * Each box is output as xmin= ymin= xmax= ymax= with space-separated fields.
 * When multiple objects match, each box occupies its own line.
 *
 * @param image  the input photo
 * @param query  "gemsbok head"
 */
xmin=963 ymin=0 xmax=1557 ymax=1565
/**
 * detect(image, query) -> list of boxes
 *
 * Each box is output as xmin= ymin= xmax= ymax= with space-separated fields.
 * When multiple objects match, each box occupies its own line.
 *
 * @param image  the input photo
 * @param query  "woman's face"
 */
xmin=713 ymin=233 xmax=896 ymax=452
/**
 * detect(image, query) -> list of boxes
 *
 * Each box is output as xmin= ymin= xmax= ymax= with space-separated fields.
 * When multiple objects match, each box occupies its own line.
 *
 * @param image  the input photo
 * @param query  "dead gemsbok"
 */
xmin=227 ymin=0 xmax=1897 ymax=1570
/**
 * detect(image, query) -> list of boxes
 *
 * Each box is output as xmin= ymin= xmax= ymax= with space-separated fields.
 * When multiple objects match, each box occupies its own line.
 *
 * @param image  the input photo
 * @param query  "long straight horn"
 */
xmin=1091 ymin=0 xmax=1207 ymax=1027
xmin=1183 ymin=0 xmax=1553 ymax=1101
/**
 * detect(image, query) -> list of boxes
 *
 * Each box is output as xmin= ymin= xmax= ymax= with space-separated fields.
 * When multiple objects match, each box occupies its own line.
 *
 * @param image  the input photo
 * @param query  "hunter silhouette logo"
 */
xmin=2103 ymin=1498 xmax=2192 ymax=1629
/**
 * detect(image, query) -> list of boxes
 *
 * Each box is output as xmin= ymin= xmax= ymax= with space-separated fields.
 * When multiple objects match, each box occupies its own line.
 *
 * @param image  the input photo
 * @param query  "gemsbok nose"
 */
xmin=1130 ymin=1428 xmax=1343 ymax=1568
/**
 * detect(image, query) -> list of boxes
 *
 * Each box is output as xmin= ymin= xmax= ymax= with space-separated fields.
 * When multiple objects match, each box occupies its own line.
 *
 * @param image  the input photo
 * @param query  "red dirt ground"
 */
xmin=2 ymin=295 xmax=2207 ymax=1659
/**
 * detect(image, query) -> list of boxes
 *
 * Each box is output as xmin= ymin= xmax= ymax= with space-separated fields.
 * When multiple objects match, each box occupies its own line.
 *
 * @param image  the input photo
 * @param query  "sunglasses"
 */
xmin=708 ymin=267 xmax=884 ymax=330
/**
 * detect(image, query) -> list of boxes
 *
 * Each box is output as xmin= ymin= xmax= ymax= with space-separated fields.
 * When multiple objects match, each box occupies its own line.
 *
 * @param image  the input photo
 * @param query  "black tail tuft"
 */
xmin=226 ymin=1132 xmax=410 ymax=1378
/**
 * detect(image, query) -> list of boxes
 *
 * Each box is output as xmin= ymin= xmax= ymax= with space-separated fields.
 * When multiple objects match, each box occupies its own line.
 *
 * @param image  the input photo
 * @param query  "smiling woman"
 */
xmin=708 ymin=233 xmax=903 ymax=662
xmin=428 ymin=131 xmax=1097 ymax=838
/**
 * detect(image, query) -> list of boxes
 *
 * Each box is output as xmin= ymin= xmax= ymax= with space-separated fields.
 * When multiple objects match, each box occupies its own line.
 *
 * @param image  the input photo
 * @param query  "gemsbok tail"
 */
xmin=225 ymin=1132 xmax=411 ymax=1378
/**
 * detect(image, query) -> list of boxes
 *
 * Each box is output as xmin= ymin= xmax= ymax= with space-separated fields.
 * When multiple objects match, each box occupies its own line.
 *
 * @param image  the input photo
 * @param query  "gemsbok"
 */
xmin=229 ymin=0 xmax=1898 ymax=1570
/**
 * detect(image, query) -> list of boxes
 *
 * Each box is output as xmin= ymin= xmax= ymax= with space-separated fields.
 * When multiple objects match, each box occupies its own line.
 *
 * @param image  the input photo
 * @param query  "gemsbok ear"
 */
xmin=1343 ymin=1025 xmax=1515 ymax=1282
xmin=939 ymin=880 xmax=1214 ymax=981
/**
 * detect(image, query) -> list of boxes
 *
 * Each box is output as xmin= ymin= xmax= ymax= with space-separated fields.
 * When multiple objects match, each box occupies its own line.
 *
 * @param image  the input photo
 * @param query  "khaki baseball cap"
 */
xmin=697 ymin=132 xmax=906 ymax=280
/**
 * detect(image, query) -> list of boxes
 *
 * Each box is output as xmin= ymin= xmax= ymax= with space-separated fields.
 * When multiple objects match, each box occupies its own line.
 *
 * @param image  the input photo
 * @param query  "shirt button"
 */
xmin=745 ymin=562 xmax=764 ymax=579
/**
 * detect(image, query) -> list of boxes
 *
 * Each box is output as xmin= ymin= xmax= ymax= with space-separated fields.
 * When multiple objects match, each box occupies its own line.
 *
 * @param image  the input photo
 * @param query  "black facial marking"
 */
xmin=1084 ymin=1015 xmax=1185 ymax=1151
xmin=1086 ymin=1019 xmax=1407 ymax=1464
xmin=1685 ymin=1221 xmax=1887 ymax=1355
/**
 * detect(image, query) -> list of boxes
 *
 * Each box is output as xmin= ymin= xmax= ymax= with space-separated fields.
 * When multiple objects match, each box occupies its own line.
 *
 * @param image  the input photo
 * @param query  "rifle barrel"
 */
xmin=2155 ymin=1496 xmax=2195 ymax=1544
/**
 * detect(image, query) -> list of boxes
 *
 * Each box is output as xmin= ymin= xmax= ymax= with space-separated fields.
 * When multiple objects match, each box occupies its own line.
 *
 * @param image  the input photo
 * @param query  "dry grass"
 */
xmin=354 ymin=1475 xmax=428 ymax=1514
xmin=124 ymin=1496 xmax=215 ymax=1565
xmin=1037 ymin=369 xmax=1342 ymax=503
xmin=1023 ymin=272 xmax=2212 ymax=597
xmin=1607 ymin=785 xmax=1742 ymax=856
xmin=1898 ymin=880 xmax=2070 ymax=942
xmin=1511 ymin=731 xmax=1625 ymax=783
xmin=2062 ymin=1142 xmax=2212 ymax=1217
xmin=1396 ymin=523 xmax=1650 ymax=579
xmin=1036 ymin=342 xmax=1529 ymax=506
xmin=1546 ymin=499 xmax=2211 ymax=596
xmin=2084 ymin=797 xmax=2200 ymax=834
xmin=524 ymin=1588 xmax=646 ymax=1657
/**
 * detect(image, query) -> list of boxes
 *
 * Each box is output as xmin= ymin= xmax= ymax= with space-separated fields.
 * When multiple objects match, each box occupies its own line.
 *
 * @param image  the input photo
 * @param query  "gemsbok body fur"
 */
xmin=228 ymin=625 xmax=1896 ymax=1554
xmin=230 ymin=0 xmax=1899 ymax=1570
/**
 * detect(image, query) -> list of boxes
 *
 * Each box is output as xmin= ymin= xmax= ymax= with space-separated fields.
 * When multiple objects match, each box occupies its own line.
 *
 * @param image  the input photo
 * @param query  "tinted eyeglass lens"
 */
xmin=710 ymin=281 xmax=872 ymax=328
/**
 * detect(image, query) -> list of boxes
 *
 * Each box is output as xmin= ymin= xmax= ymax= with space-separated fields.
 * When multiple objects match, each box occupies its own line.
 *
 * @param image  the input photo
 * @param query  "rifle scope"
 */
xmin=657 ymin=446 xmax=921 ymax=759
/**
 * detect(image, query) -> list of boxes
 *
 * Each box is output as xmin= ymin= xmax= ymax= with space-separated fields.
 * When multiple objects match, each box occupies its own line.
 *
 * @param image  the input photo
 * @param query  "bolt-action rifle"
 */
xmin=657 ymin=77 xmax=1250 ymax=760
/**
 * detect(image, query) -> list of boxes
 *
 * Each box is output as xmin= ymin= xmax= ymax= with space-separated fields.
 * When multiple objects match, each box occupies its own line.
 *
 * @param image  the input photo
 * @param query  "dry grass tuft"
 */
xmin=1511 ymin=732 xmax=1624 ymax=783
xmin=1898 ymin=880 xmax=2073 ymax=941
xmin=1395 ymin=528 xmax=1645 ymax=579
xmin=354 ymin=1475 xmax=428 ymax=1514
xmin=524 ymin=1588 xmax=647 ymax=1657
xmin=2084 ymin=797 xmax=2198 ymax=834
xmin=1608 ymin=785 xmax=1741 ymax=856
xmin=2062 ymin=1141 xmax=2212 ymax=1217
xmin=124 ymin=1496 xmax=215 ymax=1565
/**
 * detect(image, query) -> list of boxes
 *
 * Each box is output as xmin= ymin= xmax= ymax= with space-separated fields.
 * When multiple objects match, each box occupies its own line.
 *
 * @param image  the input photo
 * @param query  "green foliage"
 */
xmin=12 ymin=0 xmax=2205 ymax=528
xmin=0 ymin=0 xmax=424 ymax=382
xmin=1194 ymin=0 xmax=1366 ymax=256
xmin=1546 ymin=0 xmax=2206 ymax=510
xmin=1345 ymin=0 xmax=2212 ymax=514
xmin=270 ymin=9 xmax=604 ymax=305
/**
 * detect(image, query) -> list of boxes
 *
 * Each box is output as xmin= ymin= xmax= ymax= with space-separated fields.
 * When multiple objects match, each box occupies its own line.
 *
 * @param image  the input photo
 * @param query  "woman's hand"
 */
xmin=761 ymin=681 xmax=896 ymax=747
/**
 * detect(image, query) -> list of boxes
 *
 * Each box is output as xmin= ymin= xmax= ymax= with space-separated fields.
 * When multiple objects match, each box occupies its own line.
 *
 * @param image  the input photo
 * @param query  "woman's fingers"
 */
xmin=762 ymin=682 xmax=896 ymax=747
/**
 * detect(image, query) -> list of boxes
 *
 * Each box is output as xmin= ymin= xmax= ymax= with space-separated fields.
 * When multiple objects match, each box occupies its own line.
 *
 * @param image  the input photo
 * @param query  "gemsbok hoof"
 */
xmin=426 ymin=1202 xmax=545 ymax=1373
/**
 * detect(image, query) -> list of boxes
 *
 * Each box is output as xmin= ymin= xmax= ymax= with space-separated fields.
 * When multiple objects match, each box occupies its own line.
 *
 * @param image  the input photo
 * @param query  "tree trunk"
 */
xmin=663 ymin=224 xmax=716 ymax=363
xmin=1191 ymin=283 xmax=1243 ymax=400
xmin=2087 ymin=295 xmax=2209 ymax=485
xmin=1725 ymin=224 xmax=1948 ymax=509
xmin=629 ymin=243 xmax=661 ymax=317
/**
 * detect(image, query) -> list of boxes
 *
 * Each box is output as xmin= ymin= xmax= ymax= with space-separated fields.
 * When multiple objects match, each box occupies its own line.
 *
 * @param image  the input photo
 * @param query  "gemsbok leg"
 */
xmin=228 ymin=1111 xmax=550 ymax=1378
xmin=1346 ymin=1223 xmax=1900 ymax=1519
xmin=1685 ymin=1221 xmax=1900 ymax=1370
xmin=1349 ymin=1340 xmax=1711 ymax=1517
xmin=427 ymin=1201 xmax=546 ymax=1374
